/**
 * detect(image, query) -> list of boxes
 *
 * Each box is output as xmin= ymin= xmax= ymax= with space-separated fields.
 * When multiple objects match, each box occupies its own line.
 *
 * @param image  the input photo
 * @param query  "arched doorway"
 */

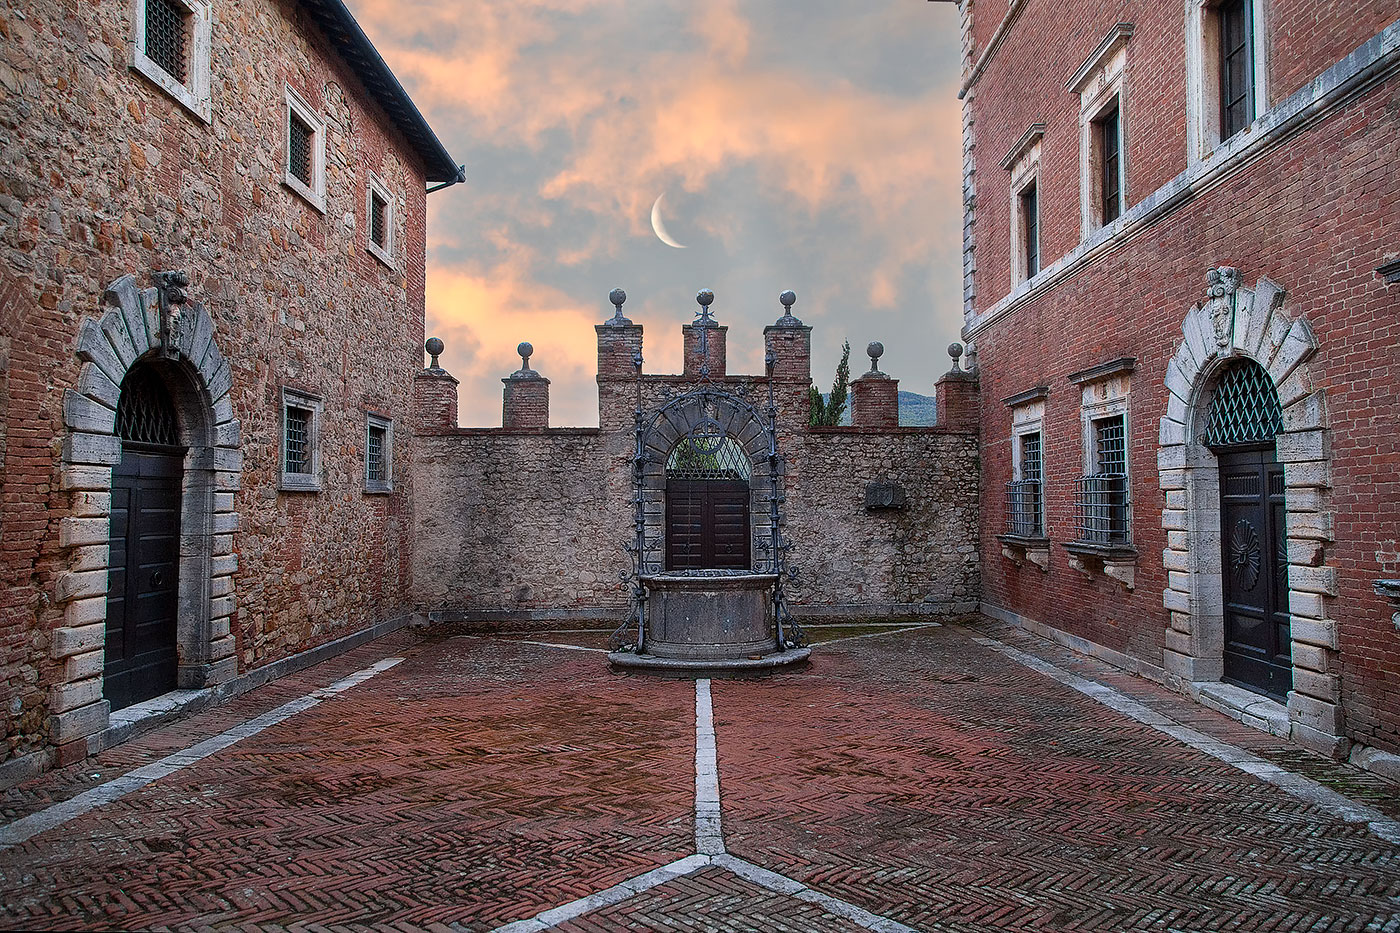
xmin=665 ymin=434 xmax=752 ymax=570
xmin=1203 ymin=359 xmax=1290 ymax=700
xmin=105 ymin=363 xmax=185 ymax=710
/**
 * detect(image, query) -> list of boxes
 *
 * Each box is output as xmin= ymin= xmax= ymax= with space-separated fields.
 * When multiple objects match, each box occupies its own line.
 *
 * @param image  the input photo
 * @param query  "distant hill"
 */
xmin=820 ymin=390 xmax=938 ymax=426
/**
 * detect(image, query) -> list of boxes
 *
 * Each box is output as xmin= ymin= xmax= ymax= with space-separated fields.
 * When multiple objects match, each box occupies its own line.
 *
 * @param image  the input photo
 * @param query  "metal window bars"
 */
xmin=1074 ymin=473 xmax=1130 ymax=545
xmin=116 ymin=366 xmax=180 ymax=447
xmin=145 ymin=0 xmax=188 ymax=83
xmin=284 ymin=406 xmax=311 ymax=474
xmin=289 ymin=113 xmax=314 ymax=187
xmin=1202 ymin=359 xmax=1282 ymax=448
xmin=366 ymin=426 xmax=386 ymax=485
xmin=1005 ymin=480 xmax=1044 ymax=538
xmin=370 ymin=191 xmax=387 ymax=248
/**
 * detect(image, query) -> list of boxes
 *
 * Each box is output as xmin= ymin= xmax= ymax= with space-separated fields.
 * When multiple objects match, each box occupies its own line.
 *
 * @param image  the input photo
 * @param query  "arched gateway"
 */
xmin=51 ymin=272 xmax=242 ymax=745
xmin=1158 ymin=267 xmax=1344 ymax=753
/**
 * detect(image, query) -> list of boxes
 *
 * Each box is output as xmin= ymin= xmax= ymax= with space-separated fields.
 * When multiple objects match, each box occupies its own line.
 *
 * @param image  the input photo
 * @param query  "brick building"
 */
xmin=957 ymin=1 xmax=1400 ymax=764
xmin=0 ymin=0 xmax=461 ymax=781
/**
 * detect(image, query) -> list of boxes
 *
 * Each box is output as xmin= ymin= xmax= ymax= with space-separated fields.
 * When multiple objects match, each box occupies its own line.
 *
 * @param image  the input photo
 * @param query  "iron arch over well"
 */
xmin=636 ymin=389 xmax=777 ymax=576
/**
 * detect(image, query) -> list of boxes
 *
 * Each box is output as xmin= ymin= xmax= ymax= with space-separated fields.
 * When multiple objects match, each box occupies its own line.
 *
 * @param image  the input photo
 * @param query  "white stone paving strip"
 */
xmin=817 ymin=622 xmax=941 ymax=646
xmin=714 ymin=854 xmax=922 ymax=933
xmin=694 ymin=678 xmax=725 ymax=855
xmin=490 ymin=675 xmax=927 ymax=932
xmin=490 ymin=854 xmax=712 ymax=933
xmin=970 ymin=634 xmax=1400 ymax=846
xmin=0 ymin=657 xmax=404 ymax=850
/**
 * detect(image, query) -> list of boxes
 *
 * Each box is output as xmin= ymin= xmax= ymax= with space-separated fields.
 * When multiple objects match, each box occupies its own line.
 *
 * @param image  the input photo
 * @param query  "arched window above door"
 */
xmin=665 ymin=434 xmax=752 ymax=482
xmin=1202 ymin=358 xmax=1282 ymax=448
xmin=116 ymin=364 xmax=181 ymax=447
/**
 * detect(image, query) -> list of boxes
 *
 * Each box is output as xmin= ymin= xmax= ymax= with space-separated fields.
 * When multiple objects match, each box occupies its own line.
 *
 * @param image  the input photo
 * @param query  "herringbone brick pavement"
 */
xmin=0 ymin=629 xmax=425 ymax=824
xmin=0 ymin=637 xmax=694 ymax=931
xmin=715 ymin=624 xmax=1400 ymax=932
xmin=550 ymin=865 xmax=870 ymax=932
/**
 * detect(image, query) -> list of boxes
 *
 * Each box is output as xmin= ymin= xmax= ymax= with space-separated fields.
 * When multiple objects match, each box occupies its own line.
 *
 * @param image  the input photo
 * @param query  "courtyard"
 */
xmin=0 ymin=619 xmax=1397 ymax=932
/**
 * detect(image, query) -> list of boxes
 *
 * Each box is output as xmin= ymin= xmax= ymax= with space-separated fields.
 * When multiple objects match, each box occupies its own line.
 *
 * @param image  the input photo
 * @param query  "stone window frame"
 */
xmin=283 ymin=85 xmax=327 ymax=213
xmin=52 ymin=274 xmax=242 ymax=752
xmin=998 ymin=386 xmax=1051 ymax=572
xmin=1001 ymin=124 xmax=1044 ymax=288
xmin=129 ymin=0 xmax=213 ymax=124
xmin=1158 ymin=267 xmax=1345 ymax=757
xmin=364 ymin=411 xmax=393 ymax=494
xmin=365 ymin=171 xmax=396 ymax=270
xmin=1185 ymin=0 xmax=1269 ymax=163
xmin=280 ymin=388 xmax=323 ymax=492
xmin=1067 ymin=23 xmax=1133 ymax=238
xmin=1063 ymin=358 xmax=1137 ymax=589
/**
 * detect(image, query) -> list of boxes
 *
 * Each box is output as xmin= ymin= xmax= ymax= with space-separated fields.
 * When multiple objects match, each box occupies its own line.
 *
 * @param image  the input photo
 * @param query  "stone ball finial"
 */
xmin=425 ymin=336 xmax=444 ymax=368
xmin=610 ymin=287 xmax=627 ymax=308
xmin=517 ymin=341 xmax=534 ymax=369
xmin=867 ymin=341 xmax=884 ymax=373
xmin=948 ymin=342 xmax=964 ymax=369
xmin=696 ymin=288 xmax=715 ymax=307
xmin=780 ymin=289 xmax=796 ymax=309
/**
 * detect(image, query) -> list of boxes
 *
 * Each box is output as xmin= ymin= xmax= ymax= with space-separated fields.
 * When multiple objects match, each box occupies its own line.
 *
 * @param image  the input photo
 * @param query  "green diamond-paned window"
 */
xmin=1203 ymin=359 xmax=1282 ymax=447
xmin=666 ymin=435 xmax=752 ymax=481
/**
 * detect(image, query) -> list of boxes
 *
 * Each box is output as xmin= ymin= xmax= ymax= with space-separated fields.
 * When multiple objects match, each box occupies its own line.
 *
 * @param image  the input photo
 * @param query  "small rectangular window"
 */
xmin=288 ymin=114 xmax=314 ymax=188
xmin=370 ymin=191 xmax=387 ymax=248
xmin=144 ymin=0 xmax=189 ymax=82
xmin=364 ymin=414 xmax=393 ymax=493
xmin=1007 ymin=431 xmax=1045 ymax=538
xmin=280 ymin=388 xmax=322 ymax=491
xmin=1094 ymin=415 xmax=1126 ymax=475
xmin=1021 ymin=182 xmax=1040 ymax=278
xmin=284 ymin=406 xmax=311 ymax=474
xmin=1219 ymin=0 xmax=1254 ymax=140
xmin=1097 ymin=104 xmax=1122 ymax=223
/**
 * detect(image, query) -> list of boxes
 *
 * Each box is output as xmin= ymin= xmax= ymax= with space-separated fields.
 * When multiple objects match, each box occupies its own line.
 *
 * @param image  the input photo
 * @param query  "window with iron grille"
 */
xmin=280 ymin=389 xmax=322 ymax=491
xmin=1075 ymin=415 xmax=1130 ymax=545
xmin=365 ymin=415 xmax=392 ymax=492
xmin=144 ymin=0 xmax=189 ymax=83
xmin=370 ymin=191 xmax=387 ymax=248
xmin=132 ymin=0 xmax=210 ymax=122
xmin=1021 ymin=181 xmax=1040 ymax=277
xmin=1005 ymin=431 xmax=1044 ymax=538
xmin=1097 ymin=103 xmax=1122 ymax=223
xmin=1219 ymin=0 xmax=1254 ymax=140
xmin=288 ymin=113 xmax=314 ymax=188
xmin=284 ymin=406 xmax=311 ymax=474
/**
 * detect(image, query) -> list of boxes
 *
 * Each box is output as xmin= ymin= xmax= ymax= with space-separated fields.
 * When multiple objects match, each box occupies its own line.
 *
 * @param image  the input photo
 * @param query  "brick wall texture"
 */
xmin=963 ymin=1 xmax=1400 ymax=752
xmin=0 ymin=0 xmax=432 ymax=764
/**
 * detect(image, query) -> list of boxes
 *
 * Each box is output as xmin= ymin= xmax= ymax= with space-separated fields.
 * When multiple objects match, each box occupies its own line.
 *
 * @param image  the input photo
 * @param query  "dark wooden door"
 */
xmin=105 ymin=444 xmax=183 ymax=711
xmin=666 ymin=479 xmax=750 ymax=570
xmin=1219 ymin=447 xmax=1291 ymax=701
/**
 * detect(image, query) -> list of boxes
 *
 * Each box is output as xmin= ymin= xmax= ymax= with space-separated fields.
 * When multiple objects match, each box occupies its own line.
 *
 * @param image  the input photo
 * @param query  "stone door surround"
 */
xmin=1158 ymin=267 xmax=1343 ymax=756
xmin=50 ymin=273 xmax=242 ymax=753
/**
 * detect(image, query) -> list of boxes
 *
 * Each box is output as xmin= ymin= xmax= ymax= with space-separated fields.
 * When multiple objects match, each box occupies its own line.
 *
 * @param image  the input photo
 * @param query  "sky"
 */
xmin=348 ymin=0 xmax=966 ymax=427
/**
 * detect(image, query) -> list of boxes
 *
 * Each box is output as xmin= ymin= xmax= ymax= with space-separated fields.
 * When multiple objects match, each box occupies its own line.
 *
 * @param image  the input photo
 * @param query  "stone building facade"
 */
xmin=413 ymin=296 xmax=981 ymax=625
xmin=0 ymin=0 xmax=461 ymax=780
xmin=957 ymin=0 xmax=1400 ymax=767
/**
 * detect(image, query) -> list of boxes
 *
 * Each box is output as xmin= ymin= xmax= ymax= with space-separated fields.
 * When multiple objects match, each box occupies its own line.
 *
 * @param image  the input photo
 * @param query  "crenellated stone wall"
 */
xmin=413 ymin=301 xmax=981 ymax=625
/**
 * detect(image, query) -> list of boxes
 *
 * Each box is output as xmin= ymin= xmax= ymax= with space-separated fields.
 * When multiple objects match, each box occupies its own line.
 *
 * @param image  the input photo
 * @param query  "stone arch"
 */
xmin=1157 ymin=267 xmax=1344 ymax=755
xmin=638 ymin=389 xmax=776 ymax=574
xmin=49 ymin=273 xmax=242 ymax=750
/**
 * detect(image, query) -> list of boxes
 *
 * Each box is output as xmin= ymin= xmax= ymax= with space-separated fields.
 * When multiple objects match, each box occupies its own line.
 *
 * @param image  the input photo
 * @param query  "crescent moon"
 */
xmin=650 ymin=193 xmax=687 ymax=249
